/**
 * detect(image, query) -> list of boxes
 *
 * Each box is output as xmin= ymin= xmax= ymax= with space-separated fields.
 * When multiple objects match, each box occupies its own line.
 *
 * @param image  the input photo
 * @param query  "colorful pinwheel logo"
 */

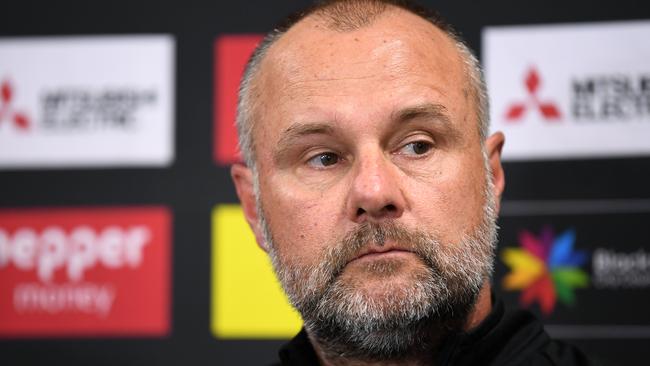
xmin=501 ymin=226 xmax=589 ymax=315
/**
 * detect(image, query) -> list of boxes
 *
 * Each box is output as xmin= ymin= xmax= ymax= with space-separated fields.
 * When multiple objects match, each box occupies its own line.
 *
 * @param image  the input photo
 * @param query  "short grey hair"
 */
xmin=235 ymin=0 xmax=489 ymax=170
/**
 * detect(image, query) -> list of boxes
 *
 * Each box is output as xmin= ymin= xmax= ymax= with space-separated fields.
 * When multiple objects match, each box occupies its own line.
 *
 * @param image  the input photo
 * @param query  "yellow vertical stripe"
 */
xmin=211 ymin=204 xmax=302 ymax=338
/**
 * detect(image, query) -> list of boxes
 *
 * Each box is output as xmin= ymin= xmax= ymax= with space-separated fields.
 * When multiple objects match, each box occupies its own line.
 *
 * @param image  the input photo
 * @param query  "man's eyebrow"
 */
xmin=393 ymin=103 xmax=462 ymax=140
xmin=394 ymin=103 xmax=451 ymax=125
xmin=274 ymin=122 xmax=335 ymax=159
xmin=278 ymin=122 xmax=335 ymax=145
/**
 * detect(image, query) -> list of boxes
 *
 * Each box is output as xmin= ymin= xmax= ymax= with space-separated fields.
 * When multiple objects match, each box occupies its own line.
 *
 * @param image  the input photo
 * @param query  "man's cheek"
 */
xmin=267 ymin=205 xmax=328 ymax=255
xmin=433 ymin=171 xmax=483 ymax=230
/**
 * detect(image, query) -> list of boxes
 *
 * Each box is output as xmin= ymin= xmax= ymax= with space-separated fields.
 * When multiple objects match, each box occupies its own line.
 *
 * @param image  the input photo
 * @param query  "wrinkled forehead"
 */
xmin=248 ymin=8 xmax=472 ymax=153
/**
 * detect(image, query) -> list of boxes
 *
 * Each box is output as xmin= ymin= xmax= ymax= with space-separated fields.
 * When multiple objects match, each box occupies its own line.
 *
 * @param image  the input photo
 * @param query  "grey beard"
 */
xmin=300 ymin=238 xmax=477 ymax=361
xmin=259 ymin=177 xmax=498 ymax=361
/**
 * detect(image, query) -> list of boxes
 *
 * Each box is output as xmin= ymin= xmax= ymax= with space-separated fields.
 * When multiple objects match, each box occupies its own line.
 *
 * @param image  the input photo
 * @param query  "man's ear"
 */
xmin=485 ymin=132 xmax=506 ymax=214
xmin=230 ymin=163 xmax=270 ymax=252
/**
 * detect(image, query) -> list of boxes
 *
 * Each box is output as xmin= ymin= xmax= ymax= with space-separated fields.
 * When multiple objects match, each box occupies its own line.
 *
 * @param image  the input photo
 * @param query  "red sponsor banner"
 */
xmin=213 ymin=34 xmax=263 ymax=165
xmin=0 ymin=206 xmax=171 ymax=337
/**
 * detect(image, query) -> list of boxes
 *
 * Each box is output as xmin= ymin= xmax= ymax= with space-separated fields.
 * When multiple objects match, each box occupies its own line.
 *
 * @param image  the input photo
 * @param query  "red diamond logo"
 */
xmin=504 ymin=67 xmax=562 ymax=123
xmin=0 ymin=78 xmax=31 ymax=131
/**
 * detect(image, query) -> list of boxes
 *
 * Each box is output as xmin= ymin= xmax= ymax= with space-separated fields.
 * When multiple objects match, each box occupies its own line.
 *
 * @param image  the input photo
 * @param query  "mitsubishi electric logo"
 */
xmin=484 ymin=21 xmax=650 ymax=160
xmin=572 ymin=74 xmax=650 ymax=120
xmin=504 ymin=67 xmax=562 ymax=122
xmin=0 ymin=78 xmax=157 ymax=133
xmin=0 ymin=36 xmax=175 ymax=168
xmin=0 ymin=79 xmax=30 ymax=131
xmin=41 ymin=88 xmax=157 ymax=130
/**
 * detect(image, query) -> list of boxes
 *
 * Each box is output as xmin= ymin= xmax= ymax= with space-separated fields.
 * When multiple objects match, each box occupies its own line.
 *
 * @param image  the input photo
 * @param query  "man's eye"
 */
xmin=400 ymin=141 xmax=433 ymax=155
xmin=307 ymin=152 xmax=339 ymax=168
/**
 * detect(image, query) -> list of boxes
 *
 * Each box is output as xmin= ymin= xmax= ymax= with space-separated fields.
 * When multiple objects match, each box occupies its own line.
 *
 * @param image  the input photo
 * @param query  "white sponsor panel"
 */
xmin=0 ymin=36 xmax=174 ymax=168
xmin=483 ymin=21 xmax=650 ymax=160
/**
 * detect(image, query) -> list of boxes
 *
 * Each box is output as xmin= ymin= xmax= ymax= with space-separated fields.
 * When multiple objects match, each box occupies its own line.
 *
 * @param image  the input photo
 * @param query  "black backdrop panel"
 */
xmin=496 ymin=207 xmax=650 ymax=326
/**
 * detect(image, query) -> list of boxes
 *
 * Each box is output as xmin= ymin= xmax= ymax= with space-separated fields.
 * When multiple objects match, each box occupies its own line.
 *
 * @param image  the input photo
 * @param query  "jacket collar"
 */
xmin=277 ymin=294 xmax=546 ymax=366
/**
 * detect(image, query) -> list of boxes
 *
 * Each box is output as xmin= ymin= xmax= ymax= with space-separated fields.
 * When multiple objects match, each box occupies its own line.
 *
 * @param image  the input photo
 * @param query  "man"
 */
xmin=230 ymin=1 xmax=594 ymax=365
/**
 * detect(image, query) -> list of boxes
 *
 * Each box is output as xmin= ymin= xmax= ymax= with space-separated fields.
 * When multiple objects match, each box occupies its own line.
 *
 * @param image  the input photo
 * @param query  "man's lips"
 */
xmin=348 ymin=245 xmax=415 ymax=264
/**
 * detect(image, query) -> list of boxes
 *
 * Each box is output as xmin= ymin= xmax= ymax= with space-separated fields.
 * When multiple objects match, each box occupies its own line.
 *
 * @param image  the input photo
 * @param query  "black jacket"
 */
xmin=271 ymin=299 xmax=596 ymax=365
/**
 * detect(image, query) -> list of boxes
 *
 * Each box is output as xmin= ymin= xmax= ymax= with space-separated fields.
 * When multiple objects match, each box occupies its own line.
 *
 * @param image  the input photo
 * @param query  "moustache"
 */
xmin=323 ymin=221 xmax=440 ymax=281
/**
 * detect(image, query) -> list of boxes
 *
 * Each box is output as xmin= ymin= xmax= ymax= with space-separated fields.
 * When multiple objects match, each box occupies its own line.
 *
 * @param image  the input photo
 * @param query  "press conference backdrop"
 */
xmin=1 ymin=0 xmax=649 ymax=365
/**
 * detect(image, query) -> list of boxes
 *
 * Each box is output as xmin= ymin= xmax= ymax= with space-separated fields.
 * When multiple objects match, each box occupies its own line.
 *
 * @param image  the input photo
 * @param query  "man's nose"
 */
xmin=345 ymin=151 xmax=406 ymax=223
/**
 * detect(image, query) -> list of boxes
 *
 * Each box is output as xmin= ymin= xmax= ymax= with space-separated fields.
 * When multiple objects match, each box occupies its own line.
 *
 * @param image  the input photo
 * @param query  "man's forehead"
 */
xmin=260 ymin=7 xmax=462 ymax=83
xmin=246 ymin=5 xmax=475 ymax=159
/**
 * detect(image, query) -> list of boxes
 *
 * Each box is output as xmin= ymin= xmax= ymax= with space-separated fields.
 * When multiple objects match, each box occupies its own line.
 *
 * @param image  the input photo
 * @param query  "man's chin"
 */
xmin=296 ymin=250 xmax=483 ymax=362
xmin=336 ymin=256 xmax=434 ymax=304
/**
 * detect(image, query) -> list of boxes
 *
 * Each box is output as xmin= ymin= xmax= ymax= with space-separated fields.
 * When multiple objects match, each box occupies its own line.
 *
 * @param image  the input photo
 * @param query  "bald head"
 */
xmin=236 ymin=0 xmax=488 ymax=170
xmin=307 ymin=0 xmax=415 ymax=31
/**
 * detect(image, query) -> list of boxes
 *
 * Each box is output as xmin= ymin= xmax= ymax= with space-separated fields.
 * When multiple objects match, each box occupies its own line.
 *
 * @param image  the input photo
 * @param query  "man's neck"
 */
xmin=308 ymin=283 xmax=493 ymax=366
xmin=309 ymin=335 xmax=436 ymax=366
xmin=463 ymin=283 xmax=493 ymax=330
xmin=312 ymin=351 xmax=429 ymax=366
